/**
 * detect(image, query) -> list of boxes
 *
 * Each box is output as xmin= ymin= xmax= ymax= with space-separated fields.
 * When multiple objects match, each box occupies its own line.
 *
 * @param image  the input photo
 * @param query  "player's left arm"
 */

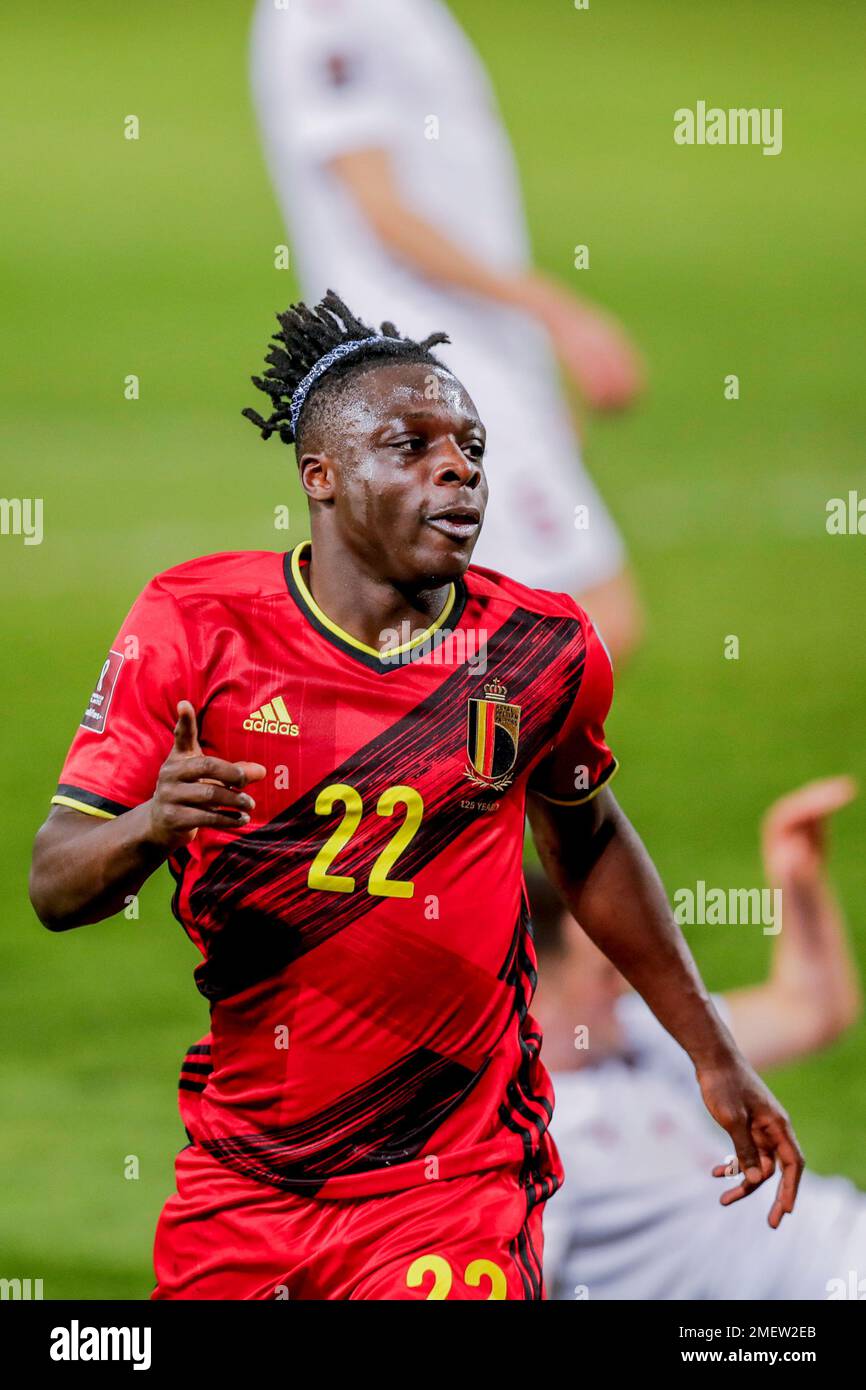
xmin=527 ymin=618 xmax=804 ymax=1226
xmin=528 ymin=788 xmax=804 ymax=1225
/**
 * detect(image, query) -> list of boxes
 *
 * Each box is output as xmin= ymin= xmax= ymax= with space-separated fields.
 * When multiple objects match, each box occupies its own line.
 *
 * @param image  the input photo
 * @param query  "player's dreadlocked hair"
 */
xmin=242 ymin=289 xmax=451 ymax=447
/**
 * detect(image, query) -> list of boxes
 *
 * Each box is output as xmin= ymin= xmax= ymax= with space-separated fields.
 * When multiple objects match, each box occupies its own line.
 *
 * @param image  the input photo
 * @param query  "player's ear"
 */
xmin=298 ymin=452 xmax=336 ymax=503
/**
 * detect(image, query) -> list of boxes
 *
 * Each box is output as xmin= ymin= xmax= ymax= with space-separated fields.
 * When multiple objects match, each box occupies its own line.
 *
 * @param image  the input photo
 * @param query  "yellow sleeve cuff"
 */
xmin=50 ymin=794 xmax=117 ymax=820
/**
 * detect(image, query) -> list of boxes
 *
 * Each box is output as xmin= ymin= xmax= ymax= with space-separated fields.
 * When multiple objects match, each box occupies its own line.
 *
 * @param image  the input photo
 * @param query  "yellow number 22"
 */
xmin=307 ymin=783 xmax=424 ymax=899
xmin=406 ymin=1255 xmax=508 ymax=1300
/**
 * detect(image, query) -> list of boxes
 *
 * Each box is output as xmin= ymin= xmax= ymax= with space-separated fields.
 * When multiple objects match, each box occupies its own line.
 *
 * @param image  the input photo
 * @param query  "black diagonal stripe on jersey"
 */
xmin=498 ymin=909 xmax=556 ymax=1195
xmin=521 ymin=1210 xmax=544 ymax=1299
xmin=512 ymin=932 xmax=554 ymax=1139
xmin=198 ymin=1046 xmax=485 ymax=1193
xmin=189 ymin=606 xmax=585 ymax=1001
xmin=517 ymin=1221 xmax=542 ymax=1301
xmin=496 ymin=906 xmax=522 ymax=982
xmin=508 ymin=1207 xmax=542 ymax=1302
xmin=509 ymin=1234 xmax=534 ymax=1301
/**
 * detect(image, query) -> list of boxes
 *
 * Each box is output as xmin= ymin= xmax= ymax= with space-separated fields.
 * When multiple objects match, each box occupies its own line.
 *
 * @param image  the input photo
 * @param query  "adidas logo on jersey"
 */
xmin=244 ymin=694 xmax=299 ymax=736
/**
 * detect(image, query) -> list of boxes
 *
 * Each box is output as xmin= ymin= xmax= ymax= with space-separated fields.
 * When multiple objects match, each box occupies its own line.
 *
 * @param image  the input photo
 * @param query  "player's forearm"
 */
xmin=768 ymin=873 xmax=861 ymax=1031
xmin=30 ymin=804 xmax=168 ymax=930
xmin=334 ymin=167 xmax=528 ymax=307
xmin=529 ymin=794 xmax=738 ymax=1068
xmin=330 ymin=149 xmax=578 ymax=323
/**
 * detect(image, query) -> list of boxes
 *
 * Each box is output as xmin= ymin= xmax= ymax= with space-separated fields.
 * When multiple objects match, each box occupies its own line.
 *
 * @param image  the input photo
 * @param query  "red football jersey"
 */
xmin=53 ymin=542 xmax=617 ymax=1200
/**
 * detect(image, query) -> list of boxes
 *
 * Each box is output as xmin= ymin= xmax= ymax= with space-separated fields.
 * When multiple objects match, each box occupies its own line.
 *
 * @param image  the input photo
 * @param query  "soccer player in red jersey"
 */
xmin=30 ymin=292 xmax=803 ymax=1300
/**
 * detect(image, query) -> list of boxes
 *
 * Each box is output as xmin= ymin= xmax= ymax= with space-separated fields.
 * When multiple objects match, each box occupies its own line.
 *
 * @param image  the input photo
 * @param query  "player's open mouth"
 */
xmin=425 ymin=508 xmax=481 ymax=542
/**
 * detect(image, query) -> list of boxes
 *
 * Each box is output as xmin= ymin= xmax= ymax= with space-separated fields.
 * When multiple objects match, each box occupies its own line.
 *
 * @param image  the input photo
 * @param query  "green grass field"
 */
xmin=2 ymin=0 xmax=864 ymax=1298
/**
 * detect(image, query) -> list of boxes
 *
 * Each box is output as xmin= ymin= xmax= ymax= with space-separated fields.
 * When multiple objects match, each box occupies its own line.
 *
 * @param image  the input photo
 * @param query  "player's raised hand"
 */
xmin=761 ymin=775 xmax=857 ymax=888
xmin=172 ymin=700 xmax=204 ymax=759
xmin=699 ymin=1057 xmax=805 ymax=1228
xmin=147 ymin=701 xmax=267 ymax=849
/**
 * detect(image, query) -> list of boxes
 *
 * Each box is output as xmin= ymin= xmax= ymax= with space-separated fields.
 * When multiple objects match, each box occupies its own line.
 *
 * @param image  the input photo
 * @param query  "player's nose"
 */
xmin=430 ymin=438 xmax=482 ymax=488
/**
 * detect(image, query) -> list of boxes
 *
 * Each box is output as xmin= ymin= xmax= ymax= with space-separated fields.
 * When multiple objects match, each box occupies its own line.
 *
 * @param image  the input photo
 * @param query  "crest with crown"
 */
xmin=483 ymin=678 xmax=508 ymax=703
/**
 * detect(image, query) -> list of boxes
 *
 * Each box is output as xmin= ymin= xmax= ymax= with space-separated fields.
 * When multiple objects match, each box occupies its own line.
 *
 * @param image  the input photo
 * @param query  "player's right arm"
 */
xmin=30 ymin=704 xmax=262 ymax=930
xmin=29 ymin=579 xmax=264 ymax=932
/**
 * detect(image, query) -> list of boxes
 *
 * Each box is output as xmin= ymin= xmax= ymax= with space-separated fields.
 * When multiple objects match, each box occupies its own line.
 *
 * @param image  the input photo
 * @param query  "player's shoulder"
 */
xmin=142 ymin=550 xmax=288 ymax=606
xmin=465 ymin=562 xmax=591 ymax=627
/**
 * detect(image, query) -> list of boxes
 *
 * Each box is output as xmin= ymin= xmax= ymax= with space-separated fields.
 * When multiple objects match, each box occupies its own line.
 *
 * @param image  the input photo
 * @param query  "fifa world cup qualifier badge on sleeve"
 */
xmin=464 ymin=680 xmax=521 ymax=793
xmin=80 ymin=651 xmax=124 ymax=734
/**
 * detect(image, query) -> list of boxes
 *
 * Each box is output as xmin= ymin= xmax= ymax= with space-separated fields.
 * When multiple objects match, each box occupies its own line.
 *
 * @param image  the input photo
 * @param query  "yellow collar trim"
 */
xmin=290 ymin=542 xmax=457 ymax=661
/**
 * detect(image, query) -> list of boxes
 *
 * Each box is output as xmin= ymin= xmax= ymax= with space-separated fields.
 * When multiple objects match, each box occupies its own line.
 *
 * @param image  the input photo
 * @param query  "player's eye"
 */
xmin=390 ymin=436 xmax=426 ymax=453
xmin=463 ymin=440 xmax=485 ymax=461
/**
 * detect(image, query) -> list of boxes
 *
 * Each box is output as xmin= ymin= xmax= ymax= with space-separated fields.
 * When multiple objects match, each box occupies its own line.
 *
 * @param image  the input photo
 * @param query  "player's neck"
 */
xmin=304 ymin=538 xmax=454 ymax=656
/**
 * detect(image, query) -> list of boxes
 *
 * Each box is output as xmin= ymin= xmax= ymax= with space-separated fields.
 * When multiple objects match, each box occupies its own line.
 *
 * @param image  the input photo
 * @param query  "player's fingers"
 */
xmin=163 ymin=783 xmax=255 ymax=813
xmin=168 ymin=755 xmax=252 ymax=788
xmin=162 ymin=805 xmax=251 ymax=834
xmin=763 ymin=776 xmax=857 ymax=838
xmin=716 ymin=1147 xmax=775 ymax=1208
xmin=767 ymin=1158 xmax=799 ymax=1228
xmin=235 ymin=761 xmax=268 ymax=783
xmin=765 ymin=1127 xmax=805 ymax=1227
xmin=728 ymin=1118 xmax=764 ymax=1187
xmin=712 ymin=1151 xmax=774 ymax=1181
xmin=719 ymin=1179 xmax=755 ymax=1207
xmin=173 ymin=701 xmax=200 ymax=755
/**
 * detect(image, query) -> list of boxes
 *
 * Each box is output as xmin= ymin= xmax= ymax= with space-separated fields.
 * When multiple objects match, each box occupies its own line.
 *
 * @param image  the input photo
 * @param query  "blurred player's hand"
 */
xmin=147 ymin=701 xmax=266 ymax=848
xmin=699 ymin=1056 xmax=805 ymax=1227
xmin=761 ymin=775 xmax=857 ymax=888
xmin=516 ymin=272 xmax=644 ymax=411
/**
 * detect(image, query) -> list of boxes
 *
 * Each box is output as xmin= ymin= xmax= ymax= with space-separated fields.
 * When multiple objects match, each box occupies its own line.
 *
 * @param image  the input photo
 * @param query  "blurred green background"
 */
xmin=2 ymin=0 xmax=864 ymax=1298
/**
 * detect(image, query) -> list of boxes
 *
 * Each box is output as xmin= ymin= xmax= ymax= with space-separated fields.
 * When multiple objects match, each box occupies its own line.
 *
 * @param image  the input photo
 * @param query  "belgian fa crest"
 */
xmin=465 ymin=680 xmax=521 ymax=792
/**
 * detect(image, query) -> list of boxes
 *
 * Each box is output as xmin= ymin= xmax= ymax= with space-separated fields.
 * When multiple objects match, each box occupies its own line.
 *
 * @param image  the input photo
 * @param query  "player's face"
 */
xmin=323 ymin=362 xmax=488 ymax=585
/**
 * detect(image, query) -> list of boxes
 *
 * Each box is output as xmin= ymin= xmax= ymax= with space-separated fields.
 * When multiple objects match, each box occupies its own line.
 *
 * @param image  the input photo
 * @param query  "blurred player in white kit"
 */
xmin=531 ymin=777 xmax=866 ymax=1300
xmin=250 ymin=0 xmax=644 ymax=661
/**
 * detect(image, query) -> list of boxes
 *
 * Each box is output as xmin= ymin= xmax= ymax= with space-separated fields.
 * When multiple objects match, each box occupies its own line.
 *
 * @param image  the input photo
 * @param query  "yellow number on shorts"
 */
xmin=406 ymin=1254 xmax=452 ymax=1300
xmin=308 ymin=782 xmax=424 ymax=898
xmin=307 ymin=784 xmax=363 ymax=894
xmin=464 ymin=1258 xmax=507 ymax=1300
xmin=369 ymin=786 xmax=423 ymax=899
xmin=406 ymin=1255 xmax=507 ymax=1300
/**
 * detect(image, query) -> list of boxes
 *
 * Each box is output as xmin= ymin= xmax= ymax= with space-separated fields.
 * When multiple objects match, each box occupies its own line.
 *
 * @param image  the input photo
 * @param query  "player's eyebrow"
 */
xmin=385 ymin=409 xmax=484 ymax=431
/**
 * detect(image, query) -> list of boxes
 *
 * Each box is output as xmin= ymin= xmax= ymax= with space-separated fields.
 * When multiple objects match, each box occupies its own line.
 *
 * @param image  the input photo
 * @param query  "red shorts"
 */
xmin=153 ymin=1143 xmax=548 ymax=1300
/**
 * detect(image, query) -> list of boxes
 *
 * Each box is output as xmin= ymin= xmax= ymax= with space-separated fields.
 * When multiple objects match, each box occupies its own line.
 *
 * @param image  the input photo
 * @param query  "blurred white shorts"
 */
xmin=442 ymin=332 xmax=627 ymax=595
